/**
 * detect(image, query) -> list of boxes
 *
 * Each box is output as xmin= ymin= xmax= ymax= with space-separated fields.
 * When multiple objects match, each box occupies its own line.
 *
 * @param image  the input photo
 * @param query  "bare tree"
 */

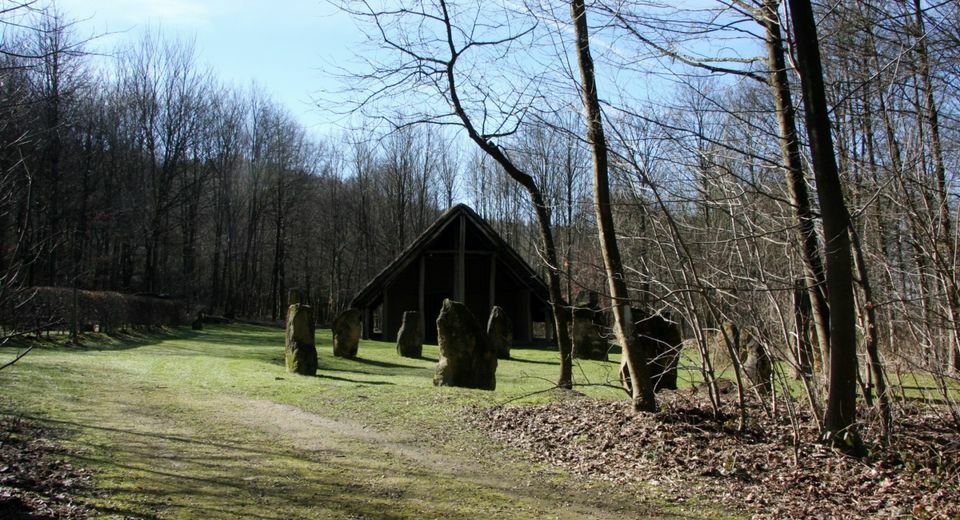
xmin=785 ymin=0 xmax=861 ymax=452
xmin=334 ymin=0 xmax=576 ymax=388
xmin=569 ymin=0 xmax=657 ymax=411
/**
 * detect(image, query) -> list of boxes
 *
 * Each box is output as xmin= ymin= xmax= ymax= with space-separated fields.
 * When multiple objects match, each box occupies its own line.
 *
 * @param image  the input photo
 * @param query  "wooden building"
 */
xmin=350 ymin=204 xmax=552 ymax=344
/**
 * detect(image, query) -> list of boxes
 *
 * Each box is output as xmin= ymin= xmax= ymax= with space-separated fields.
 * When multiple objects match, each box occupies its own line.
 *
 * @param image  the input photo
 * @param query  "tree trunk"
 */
xmin=786 ymin=0 xmax=862 ymax=452
xmin=849 ymin=227 xmax=891 ymax=445
xmin=762 ymin=0 xmax=830 ymax=374
xmin=570 ymin=0 xmax=656 ymax=412
xmin=437 ymin=0 xmax=574 ymax=389
xmin=271 ymin=174 xmax=285 ymax=322
xmin=911 ymin=0 xmax=960 ymax=372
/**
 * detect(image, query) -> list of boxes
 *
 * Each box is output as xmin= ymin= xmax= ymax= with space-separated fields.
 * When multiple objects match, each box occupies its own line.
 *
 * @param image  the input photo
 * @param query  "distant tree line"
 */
xmin=1 ymin=5 xmax=563 ymax=327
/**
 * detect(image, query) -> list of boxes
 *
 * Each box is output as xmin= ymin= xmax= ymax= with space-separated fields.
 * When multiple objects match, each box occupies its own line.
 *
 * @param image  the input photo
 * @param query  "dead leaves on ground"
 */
xmin=470 ymin=391 xmax=959 ymax=519
xmin=0 ymin=416 xmax=93 ymax=519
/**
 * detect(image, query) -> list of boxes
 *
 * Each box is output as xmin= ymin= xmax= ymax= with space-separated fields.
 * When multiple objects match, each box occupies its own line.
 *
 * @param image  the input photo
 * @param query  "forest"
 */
xmin=1 ymin=0 xmax=959 ymax=517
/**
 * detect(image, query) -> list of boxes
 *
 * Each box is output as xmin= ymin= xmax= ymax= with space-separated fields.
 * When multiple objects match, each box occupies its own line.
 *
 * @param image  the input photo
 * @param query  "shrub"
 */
xmin=1 ymin=287 xmax=183 ymax=334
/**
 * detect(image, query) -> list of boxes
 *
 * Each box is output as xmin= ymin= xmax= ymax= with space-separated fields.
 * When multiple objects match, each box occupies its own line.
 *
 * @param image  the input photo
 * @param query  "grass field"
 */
xmin=0 ymin=324 xmax=733 ymax=519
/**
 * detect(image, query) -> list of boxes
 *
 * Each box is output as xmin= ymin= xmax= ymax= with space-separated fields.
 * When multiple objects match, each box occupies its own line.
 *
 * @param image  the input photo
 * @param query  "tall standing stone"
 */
xmin=434 ymin=299 xmax=497 ymax=390
xmin=740 ymin=327 xmax=772 ymax=393
xmin=487 ymin=306 xmax=512 ymax=359
xmin=396 ymin=311 xmax=423 ymax=358
xmin=191 ymin=311 xmax=204 ymax=331
xmin=332 ymin=308 xmax=362 ymax=358
xmin=285 ymin=301 xmax=318 ymax=376
xmin=629 ymin=311 xmax=682 ymax=392
xmin=572 ymin=290 xmax=608 ymax=361
xmin=716 ymin=322 xmax=772 ymax=393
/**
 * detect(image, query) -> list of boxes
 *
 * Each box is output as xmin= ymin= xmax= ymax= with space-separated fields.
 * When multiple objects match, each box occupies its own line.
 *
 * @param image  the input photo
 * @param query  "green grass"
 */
xmin=0 ymin=324 xmax=732 ymax=519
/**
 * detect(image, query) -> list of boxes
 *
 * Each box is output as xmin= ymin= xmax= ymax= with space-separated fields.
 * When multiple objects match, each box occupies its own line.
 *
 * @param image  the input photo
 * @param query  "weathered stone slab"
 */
xmin=487 ymin=306 xmax=512 ymax=360
xmin=739 ymin=326 xmax=772 ymax=393
xmin=286 ymin=303 xmax=317 ymax=376
xmin=332 ymin=308 xmax=362 ymax=358
xmin=572 ymin=290 xmax=608 ymax=361
xmin=434 ymin=299 xmax=496 ymax=390
xmin=715 ymin=322 xmax=773 ymax=393
xmin=396 ymin=311 xmax=423 ymax=358
xmin=620 ymin=311 xmax=682 ymax=392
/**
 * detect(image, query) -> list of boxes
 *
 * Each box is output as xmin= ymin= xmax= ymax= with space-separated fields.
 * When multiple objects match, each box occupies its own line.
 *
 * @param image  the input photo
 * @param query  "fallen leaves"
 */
xmin=469 ymin=391 xmax=960 ymax=519
xmin=0 ymin=416 xmax=93 ymax=519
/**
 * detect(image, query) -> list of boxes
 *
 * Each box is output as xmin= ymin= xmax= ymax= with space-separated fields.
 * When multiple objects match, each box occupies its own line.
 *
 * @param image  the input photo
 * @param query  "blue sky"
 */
xmin=55 ymin=0 xmax=359 ymax=137
xmin=49 ymin=0 xmax=764 ymax=142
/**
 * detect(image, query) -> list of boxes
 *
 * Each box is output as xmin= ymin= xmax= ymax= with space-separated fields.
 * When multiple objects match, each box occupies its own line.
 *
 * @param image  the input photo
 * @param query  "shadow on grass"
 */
xmin=506 ymin=357 xmax=559 ymax=366
xmin=14 ymin=415 xmax=284 ymax=455
xmin=892 ymin=394 xmax=955 ymax=406
xmin=347 ymin=357 xmax=423 ymax=370
xmin=32 ymin=328 xmax=201 ymax=353
xmin=95 ymin=506 xmax=163 ymax=520
xmin=317 ymin=373 xmax=394 ymax=386
xmin=509 ymin=343 xmax=560 ymax=352
xmin=184 ymin=326 xmax=286 ymax=348
xmin=14 ymin=414 xmax=674 ymax=520
xmin=11 ymin=414 xmax=400 ymax=519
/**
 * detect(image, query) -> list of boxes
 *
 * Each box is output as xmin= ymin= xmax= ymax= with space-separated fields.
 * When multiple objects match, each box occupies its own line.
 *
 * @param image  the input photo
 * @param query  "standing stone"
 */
xmin=434 ymin=299 xmax=497 ymax=390
xmin=191 ymin=311 xmax=204 ymax=331
xmin=285 ymin=303 xmax=317 ymax=376
xmin=396 ymin=311 xmax=423 ymax=358
xmin=740 ymin=327 xmax=772 ymax=393
xmin=332 ymin=308 xmax=362 ymax=358
xmin=631 ymin=311 xmax=682 ymax=392
xmin=572 ymin=290 xmax=608 ymax=361
xmin=487 ymin=306 xmax=513 ymax=359
xmin=716 ymin=322 xmax=772 ymax=393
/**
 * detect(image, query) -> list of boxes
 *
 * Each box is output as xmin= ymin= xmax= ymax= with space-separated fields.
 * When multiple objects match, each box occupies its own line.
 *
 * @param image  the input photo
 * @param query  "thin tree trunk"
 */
xmin=437 ymin=0 xmax=574 ymax=389
xmin=271 ymin=169 xmax=286 ymax=322
xmin=849 ymin=226 xmax=891 ymax=446
xmin=786 ymin=0 xmax=862 ymax=452
xmin=911 ymin=0 xmax=960 ymax=372
xmin=570 ymin=0 xmax=656 ymax=412
xmin=762 ymin=0 xmax=830 ymax=375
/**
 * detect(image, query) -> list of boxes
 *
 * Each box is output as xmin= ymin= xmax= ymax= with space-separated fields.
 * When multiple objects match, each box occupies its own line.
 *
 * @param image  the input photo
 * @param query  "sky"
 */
xmin=46 ymin=0 xmax=763 ymax=143
xmin=54 ymin=0 xmax=361 ymax=138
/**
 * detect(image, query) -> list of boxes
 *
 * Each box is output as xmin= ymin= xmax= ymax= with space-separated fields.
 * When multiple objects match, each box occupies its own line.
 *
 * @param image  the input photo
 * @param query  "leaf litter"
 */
xmin=0 ymin=415 xmax=94 ymax=519
xmin=470 ymin=390 xmax=959 ymax=519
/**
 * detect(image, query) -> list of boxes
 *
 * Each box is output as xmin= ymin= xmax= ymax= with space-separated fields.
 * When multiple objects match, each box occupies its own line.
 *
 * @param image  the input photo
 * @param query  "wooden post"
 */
xmin=419 ymin=255 xmax=426 ymax=339
xmin=454 ymin=214 xmax=466 ymax=302
xmin=546 ymin=306 xmax=555 ymax=341
xmin=382 ymin=291 xmax=390 ymax=341
xmin=521 ymin=291 xmax=532 ymax=342
xmin=363 ymin=308 xmax=372 ymax=340
xmin=488 ymin=255 xmax=497 ymax=314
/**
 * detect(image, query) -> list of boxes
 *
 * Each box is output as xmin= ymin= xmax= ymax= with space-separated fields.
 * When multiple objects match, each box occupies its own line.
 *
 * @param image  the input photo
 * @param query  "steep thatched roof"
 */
xmin=350 ymin=204 xmax=549 ymax=308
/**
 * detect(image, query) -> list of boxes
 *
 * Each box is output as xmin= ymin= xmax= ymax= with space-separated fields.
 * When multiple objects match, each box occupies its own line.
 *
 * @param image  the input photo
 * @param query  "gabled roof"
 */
xmin=350 ymin=203 xmax=550 ymax=308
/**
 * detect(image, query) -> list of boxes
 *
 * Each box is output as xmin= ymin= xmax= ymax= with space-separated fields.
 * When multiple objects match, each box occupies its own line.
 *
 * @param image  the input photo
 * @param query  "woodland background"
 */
xmin=1 ymin=0 xmax=958 ymax=391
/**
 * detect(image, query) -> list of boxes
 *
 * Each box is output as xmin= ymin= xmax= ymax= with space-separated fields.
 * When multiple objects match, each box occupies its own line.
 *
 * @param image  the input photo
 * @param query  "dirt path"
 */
xmin=198 ymin=396 xmax=677 ymax=519
xmin=46 ymin=382 xmax=686 ymax=519
xmin=235 ymin=399 xmax=491 ymax=481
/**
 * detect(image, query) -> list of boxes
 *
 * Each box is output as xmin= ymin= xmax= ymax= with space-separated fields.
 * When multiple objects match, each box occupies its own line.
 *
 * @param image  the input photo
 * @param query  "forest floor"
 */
xmin=474 ymin=394 xmax=960 ymax=519
xmin=0 ymin=324 xmax=730 ymax=519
